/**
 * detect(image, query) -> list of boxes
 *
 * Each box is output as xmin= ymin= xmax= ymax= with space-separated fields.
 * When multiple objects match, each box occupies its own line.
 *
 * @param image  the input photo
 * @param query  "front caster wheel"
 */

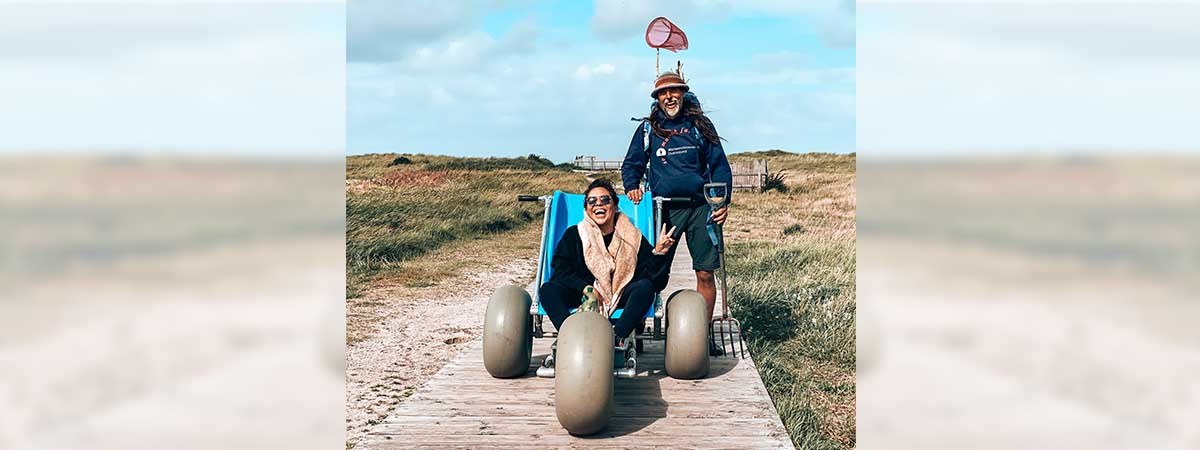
xmin=665 ymin=289 xmax=710 ymax=379
xmin=482 ymin=285 xmax=532 ymax=378
xmin=554 ymin=311 xmax=614 ymax=435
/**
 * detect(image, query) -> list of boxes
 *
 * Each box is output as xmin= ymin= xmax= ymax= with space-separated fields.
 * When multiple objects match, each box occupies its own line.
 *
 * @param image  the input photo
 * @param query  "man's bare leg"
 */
xmin=696 ymin=270 xmax=717 ymax=319
xmin=696 ymin=269 xmax=724 ymax=355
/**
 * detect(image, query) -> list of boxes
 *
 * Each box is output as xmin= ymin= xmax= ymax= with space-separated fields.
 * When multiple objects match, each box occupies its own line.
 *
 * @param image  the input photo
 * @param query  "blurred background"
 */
xmin=5 ymin=1 xmax=1200 ymax=449
xmin=858 ymin=1 xmax=1200 ymax=449
xmin=0 ymin=1 xmax=346 ymax=449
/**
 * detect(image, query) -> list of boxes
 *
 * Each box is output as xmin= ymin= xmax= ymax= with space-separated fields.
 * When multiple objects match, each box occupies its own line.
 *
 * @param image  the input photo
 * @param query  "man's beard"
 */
xmin=663 ymin=103 xmax=681 ymax=118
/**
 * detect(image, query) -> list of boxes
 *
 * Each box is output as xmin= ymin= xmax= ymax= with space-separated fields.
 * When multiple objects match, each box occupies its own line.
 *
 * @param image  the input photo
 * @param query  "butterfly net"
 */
xmin=644 ymin=17 xmax=688 ymax=52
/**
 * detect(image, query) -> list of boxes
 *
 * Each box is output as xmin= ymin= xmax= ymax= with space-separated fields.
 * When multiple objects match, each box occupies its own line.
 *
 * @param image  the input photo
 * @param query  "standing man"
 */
xmin=621 ymin=70 xmax=733 ymax=354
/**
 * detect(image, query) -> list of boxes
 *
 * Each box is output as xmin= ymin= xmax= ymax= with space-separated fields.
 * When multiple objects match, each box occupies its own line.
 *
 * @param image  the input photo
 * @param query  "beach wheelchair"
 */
xmin=482 ymin=190 xmax=711 ymax=435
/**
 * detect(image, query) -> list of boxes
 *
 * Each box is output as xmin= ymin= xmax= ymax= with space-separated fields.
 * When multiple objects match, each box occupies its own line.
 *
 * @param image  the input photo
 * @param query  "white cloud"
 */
xmin=751 ymin=51 xmax=807 ymax=69
xmin=574 ymin=63 xmax=617 ymax=80
xmin=589 ymin=0 xmax=853 ymax=47
xmin=349 ymin=49 xmax=653 ymax=155
xmin=407 ymin=32 xmax=492 ymax=71
xmin=430 ymin=86 xmax=454 ymax=106
xmin=347 ymin=0 xmax=541 ymax=63
xmin=347 ymin=0 xmax=478 ymax=62
xmin=349 ymin=43 xmax=855 ymax=156
xmin=383 ymin=18 xmax=538 ymax=73
xmin=494 ymin=18 xmax=539 ymax=55
xmin=710 ymin=66 xmax=855 ymax=87
xmin=590 ymin=0 xmax=731 ymax=41
xmin=735 ymin=0 xmax=854 ymax=47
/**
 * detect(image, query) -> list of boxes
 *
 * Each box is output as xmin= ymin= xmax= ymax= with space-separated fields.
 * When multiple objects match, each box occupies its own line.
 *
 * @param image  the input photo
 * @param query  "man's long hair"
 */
xmin=641 ymin=92 xmax=723 ymax=144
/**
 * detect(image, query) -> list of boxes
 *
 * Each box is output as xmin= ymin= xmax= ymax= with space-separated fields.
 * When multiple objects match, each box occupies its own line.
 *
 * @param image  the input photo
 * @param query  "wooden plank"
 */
xmin=383 ymin=403 xmax=781 ymax=419
xmin=362 ymin=436 xmax=791 ymax=450
xmin=369 ymin=420 xmax=787 ymax=441
xmin=367 ymin=446 xmax=789 ymax=450
xmin=359 ymin=237 xmax=794 ymax=449
xmin=424 ymin=357 xmax=758 ymax=379
xmin=418 ymin=375 xmax=768 ymax=393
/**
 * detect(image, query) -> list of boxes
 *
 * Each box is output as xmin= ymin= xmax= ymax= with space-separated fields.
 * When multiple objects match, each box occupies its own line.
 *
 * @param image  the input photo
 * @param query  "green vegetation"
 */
xmin=346 ymin=153 xmax=588 ymax=297
xmin=762 ymin=171 xmax=790 ymax=193
xmin=426 ymin=154 xmax=577 ymax=172
xmin=728 ymin=241 xmax=856 ymax=449
xmin=725 ymin=150 xmax=856 ymax=449
xmin=783 ymin=223 xmax=806 ymax=236
xmin=734 ymin=150 xmax=855 ymax=176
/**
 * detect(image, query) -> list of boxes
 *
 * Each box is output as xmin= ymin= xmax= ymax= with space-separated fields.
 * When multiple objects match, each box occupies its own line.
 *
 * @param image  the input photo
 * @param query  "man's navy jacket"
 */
xmin=621 ymin=110 xmax=733 ymax=204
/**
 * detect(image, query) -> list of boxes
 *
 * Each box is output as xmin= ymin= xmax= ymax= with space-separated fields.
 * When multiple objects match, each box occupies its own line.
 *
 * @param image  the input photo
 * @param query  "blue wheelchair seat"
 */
xmin=535 ymin=190 xmax=657 ymax=321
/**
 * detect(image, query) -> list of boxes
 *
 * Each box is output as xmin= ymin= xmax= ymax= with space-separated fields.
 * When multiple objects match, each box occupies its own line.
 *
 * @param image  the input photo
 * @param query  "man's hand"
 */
xmin=711 ymin=205 xmax=729 ymax=225
xmin=654 ymin=224 xmax=678 ymax=255
xmin=628 ymin=188 xmax=643 ymax=204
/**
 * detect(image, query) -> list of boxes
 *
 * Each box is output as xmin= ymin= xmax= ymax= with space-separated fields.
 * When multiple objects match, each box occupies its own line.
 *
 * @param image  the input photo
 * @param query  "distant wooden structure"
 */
xmin=573 ymin=156 xmax=623 ymax=171
xmin=574 ymin=155 xmax=768 ymax=192
xmin=730 ymin=159 xmax=769 ymax=192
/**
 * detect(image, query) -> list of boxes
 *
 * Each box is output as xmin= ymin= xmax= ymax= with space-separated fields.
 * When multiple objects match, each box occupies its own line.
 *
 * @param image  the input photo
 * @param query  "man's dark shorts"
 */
xmin=664 ymin=203 xmax=721 ymax=271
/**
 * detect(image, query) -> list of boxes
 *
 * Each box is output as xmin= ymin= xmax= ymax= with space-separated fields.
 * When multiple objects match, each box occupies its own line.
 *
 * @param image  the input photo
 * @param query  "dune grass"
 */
xmin=346 ymin=153 xmax=588 ymax=298
xmin=728 ymin=240 xmax=856 ymax=449
xmin=725 ymin=151 xmax=856 ymax=449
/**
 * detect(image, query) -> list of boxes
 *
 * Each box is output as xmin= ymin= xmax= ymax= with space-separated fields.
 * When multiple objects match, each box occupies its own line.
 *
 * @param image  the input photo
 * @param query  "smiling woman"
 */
xmin=536 ymin=178 xmax=677 ymax=338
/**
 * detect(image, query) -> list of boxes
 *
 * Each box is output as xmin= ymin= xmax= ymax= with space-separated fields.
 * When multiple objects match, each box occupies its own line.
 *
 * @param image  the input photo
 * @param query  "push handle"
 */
xmin=517 ymin=195 xmax=539 ymax=202
xmin=658 ymin=197 xmax=692 ymax=204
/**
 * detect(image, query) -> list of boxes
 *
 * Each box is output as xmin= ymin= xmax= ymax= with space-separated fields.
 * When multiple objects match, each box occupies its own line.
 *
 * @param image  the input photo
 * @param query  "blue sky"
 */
xmin=347 ymin=0 xmax=856 ymax=162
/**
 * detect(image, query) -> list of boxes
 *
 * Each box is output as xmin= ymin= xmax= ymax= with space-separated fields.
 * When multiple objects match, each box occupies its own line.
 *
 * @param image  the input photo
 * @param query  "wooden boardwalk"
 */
xmin=359 ymin=238 xmax=794 ymax=449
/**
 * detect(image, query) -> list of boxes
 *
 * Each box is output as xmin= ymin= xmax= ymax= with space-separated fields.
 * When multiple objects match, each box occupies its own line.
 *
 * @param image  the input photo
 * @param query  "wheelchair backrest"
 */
xmin=536 ymin=189 xmax=657 ymax=316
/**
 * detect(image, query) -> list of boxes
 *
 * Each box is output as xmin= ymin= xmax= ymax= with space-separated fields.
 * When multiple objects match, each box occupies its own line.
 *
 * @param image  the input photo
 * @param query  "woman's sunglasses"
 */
xmin=586 ymin=195 xmax=613 ymax=206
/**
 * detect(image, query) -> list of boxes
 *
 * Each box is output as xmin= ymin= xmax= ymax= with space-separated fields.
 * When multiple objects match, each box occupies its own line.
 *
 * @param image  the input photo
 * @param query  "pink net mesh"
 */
xmin=644 ymin=17 xmax=688 ymax=52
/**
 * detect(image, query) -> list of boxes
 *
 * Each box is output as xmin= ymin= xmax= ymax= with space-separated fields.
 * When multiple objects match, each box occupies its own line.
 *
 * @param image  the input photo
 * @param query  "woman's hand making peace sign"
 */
xmin=653 ymin=223 xmax=679 ymax=255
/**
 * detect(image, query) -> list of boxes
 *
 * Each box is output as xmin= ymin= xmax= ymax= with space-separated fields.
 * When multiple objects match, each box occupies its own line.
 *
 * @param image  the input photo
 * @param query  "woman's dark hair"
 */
xmin=583 ymin=178 xmax=619 ymax=206
xmin=642 ymin=92 xmax=723 ymax=144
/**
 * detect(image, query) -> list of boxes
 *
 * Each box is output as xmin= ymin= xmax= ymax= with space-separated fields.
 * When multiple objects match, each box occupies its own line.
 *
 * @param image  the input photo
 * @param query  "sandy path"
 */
xmin=344 ymin=256 xmax=538 ymax=447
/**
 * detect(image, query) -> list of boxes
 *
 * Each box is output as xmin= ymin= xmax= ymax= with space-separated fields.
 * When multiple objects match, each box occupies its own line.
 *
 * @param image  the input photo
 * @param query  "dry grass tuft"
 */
xmin=345 ymin=153 xmax=588 ymax=343
xmin=377 ymin=169 xmax=464 ymax=189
